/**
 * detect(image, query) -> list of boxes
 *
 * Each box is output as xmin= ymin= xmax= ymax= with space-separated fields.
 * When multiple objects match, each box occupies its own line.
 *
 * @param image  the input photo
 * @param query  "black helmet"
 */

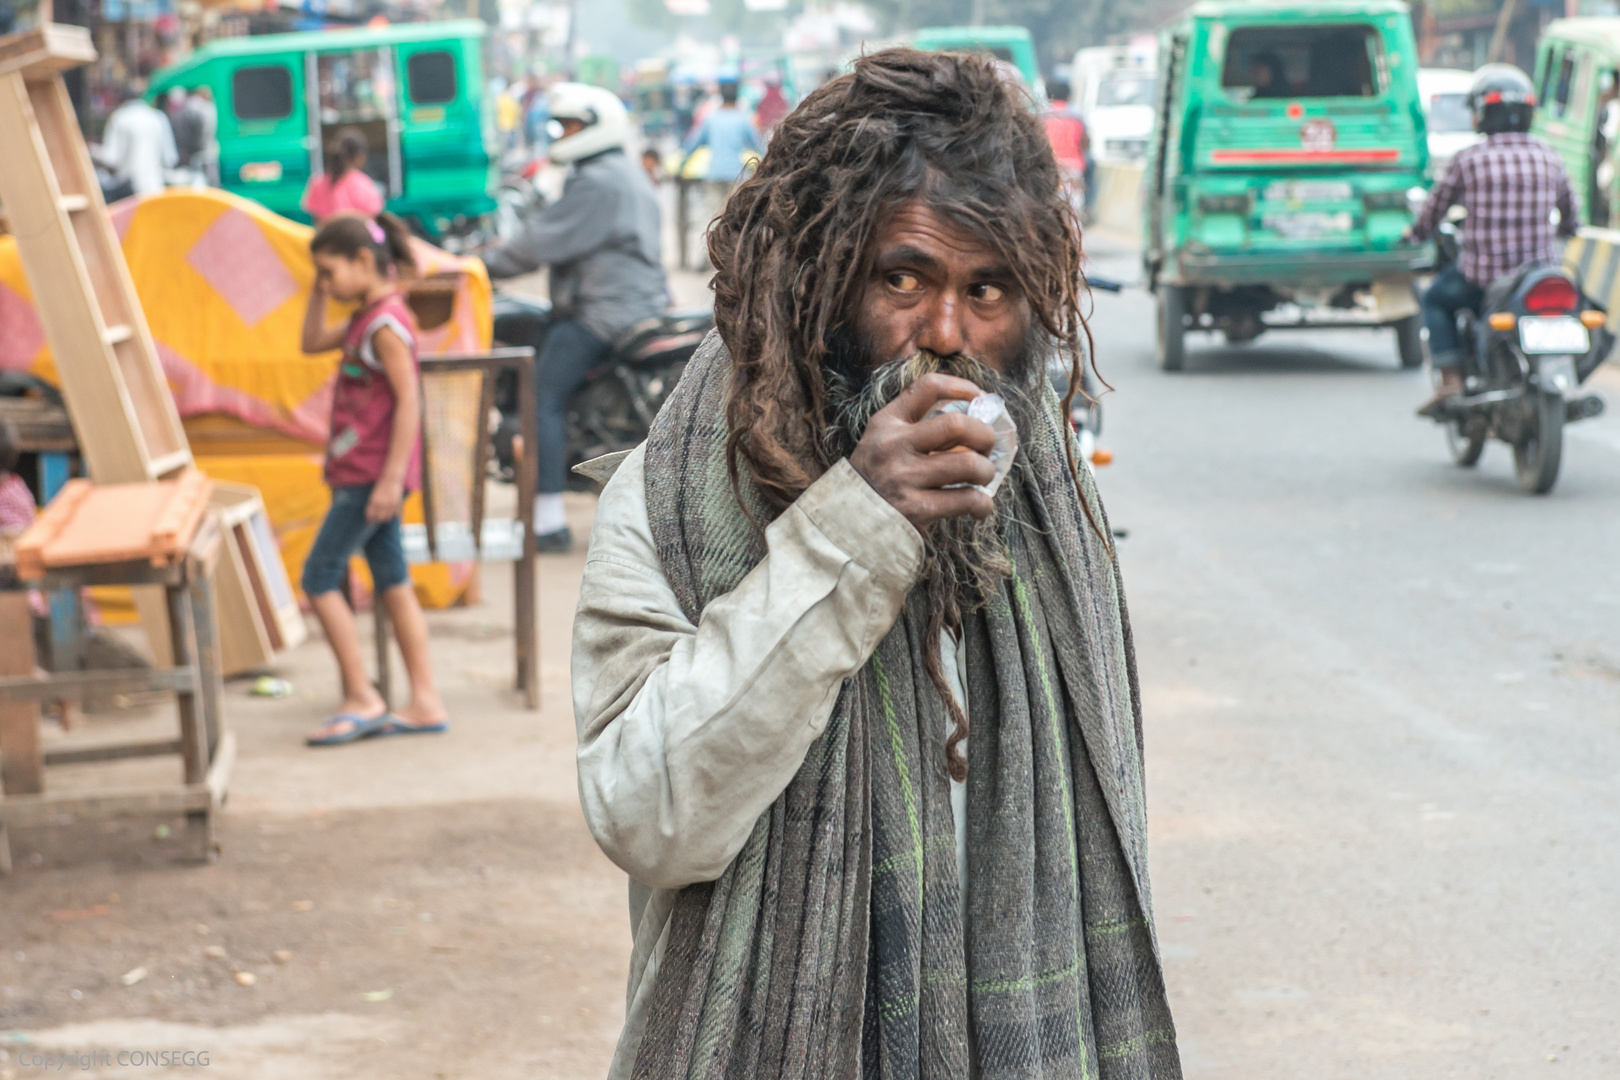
xmin=1467 ymin=63 xmax=1536 ymax=134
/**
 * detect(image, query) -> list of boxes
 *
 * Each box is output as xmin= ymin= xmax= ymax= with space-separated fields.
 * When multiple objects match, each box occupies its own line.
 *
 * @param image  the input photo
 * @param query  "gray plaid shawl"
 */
xmin=634 ymin=333 xmax=1180 ymax=1080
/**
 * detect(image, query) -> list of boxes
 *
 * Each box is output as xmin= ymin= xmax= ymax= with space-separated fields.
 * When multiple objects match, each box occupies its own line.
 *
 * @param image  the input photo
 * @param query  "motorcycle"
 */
xmin=490 ymin=294 xmax=713 ymax=488
xmin=1427 ymin=225 xmax=1611 ymax=494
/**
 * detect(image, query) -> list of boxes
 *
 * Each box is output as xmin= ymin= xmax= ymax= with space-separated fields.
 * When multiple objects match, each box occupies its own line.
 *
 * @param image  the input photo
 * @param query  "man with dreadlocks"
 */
xmin=571 ymin=48 xmax=1181 ymax=1080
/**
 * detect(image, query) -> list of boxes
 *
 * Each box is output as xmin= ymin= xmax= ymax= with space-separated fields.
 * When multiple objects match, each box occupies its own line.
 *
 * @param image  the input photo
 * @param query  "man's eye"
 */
xmin=887 ymin=272 xmax=922 ymax=291
xmin=971 ymin=283 xmax=1007 ymax=302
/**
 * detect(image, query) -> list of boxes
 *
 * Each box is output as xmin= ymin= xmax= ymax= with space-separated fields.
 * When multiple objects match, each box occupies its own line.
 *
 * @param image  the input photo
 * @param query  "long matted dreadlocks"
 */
xmin=707 ymin=46 xmax=1094 ymax=512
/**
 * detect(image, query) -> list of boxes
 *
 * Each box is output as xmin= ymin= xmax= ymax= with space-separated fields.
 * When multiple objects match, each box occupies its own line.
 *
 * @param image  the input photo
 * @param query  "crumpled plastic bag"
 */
xmin=927 ymin=393 xmax=1019 ymax=498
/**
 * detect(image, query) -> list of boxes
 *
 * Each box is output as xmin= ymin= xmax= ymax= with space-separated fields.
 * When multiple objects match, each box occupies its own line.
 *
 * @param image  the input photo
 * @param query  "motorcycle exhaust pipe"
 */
xmin=1566 ymin=395 xmax=1605 ymax=422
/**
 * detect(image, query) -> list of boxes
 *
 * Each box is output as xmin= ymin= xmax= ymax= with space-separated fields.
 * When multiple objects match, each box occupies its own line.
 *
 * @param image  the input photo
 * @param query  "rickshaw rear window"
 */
xmin=408 ymin=51 xmax=457 ymax=105
xmin=232 ymin=65 xmax=293 ymax=120
xmin=1428 ymin=92 xmax=1472 ymax=133
xmin=1221 ymin=25 xmax=1384 ymax=99
xmin=1097 ymin=71 xmax=1155 ymax=107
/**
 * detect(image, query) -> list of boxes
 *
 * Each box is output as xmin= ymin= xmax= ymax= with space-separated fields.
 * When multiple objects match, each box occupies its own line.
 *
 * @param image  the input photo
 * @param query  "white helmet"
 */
xmin=547 ymin=83 xmax=631 ymax=163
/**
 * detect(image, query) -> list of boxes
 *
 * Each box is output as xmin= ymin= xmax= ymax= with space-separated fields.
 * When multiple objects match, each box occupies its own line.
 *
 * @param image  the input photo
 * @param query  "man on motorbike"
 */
xmin=482 ymin=83 xmax=669 ymax=552
xmin=1407 ymin=65 xmax=1579 ymax=415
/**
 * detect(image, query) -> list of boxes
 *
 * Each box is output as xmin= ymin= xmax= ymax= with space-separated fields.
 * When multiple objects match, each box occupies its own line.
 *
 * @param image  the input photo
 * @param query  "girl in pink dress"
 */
xmin=299 ymin=213 xmax=446 ymax=746
xmin=301 ymin=128 xmax=384 ymax=221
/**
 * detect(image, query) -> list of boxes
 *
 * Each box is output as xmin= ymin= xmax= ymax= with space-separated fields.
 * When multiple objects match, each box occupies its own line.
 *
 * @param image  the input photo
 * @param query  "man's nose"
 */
xmin=915 ymin=293 xmax=966 ymax=357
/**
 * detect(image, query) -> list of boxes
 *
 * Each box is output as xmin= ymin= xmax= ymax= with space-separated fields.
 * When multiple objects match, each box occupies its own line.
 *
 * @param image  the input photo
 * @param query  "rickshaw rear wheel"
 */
xmin=1157 ymin=284 xmax=1188 ymax=372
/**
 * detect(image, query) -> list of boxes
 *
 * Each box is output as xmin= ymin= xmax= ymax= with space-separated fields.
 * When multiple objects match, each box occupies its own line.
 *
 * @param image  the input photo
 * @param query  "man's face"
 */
xmin=852 ymin=201 xmax=1031 ymax=375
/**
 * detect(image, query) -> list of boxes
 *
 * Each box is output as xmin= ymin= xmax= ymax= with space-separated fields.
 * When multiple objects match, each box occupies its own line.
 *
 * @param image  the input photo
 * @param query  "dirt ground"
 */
xmin=0 ymin=493 xmax=626 ymax=1080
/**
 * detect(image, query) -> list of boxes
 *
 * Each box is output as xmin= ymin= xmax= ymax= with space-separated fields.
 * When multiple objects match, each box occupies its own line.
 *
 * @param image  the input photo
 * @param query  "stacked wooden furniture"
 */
xmin=0 ymin=12 xmax=301 ymax=672
xmin=0 ymin=470 xmax=232 ymax=872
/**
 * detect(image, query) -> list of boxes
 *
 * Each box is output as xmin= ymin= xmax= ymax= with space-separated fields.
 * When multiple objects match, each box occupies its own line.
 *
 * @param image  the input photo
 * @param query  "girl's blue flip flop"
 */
xmin=306 ymin=712 xmax=394 ymax=746
xmin=384 ymin=717 xmax=449 ymax=736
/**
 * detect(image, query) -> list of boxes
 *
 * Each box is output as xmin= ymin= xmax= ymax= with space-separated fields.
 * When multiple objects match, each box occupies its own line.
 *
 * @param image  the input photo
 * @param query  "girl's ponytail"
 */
xmin=310 ymin=211 xmax=418 ymax=279
xmin=374 ymin=211 xmax=416 ymax=277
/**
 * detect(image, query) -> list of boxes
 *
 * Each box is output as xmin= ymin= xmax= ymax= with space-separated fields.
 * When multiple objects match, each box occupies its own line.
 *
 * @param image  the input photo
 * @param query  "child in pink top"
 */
xmin=299 ymin=212 xmax=446 ymax=746
xmin=302 ymin=128 xmax=384 ymax=221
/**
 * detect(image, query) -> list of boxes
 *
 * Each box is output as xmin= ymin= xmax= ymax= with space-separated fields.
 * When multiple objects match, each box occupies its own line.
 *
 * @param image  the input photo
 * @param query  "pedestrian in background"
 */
xmin=1043 ymin=79 xmax=1090 ymax=220
xmin=170 ymin=85 xmax=217 ymax=184
xmin=754 ymin=73 xmax=790 ymax=138
xmin=302 ymin=128 xmax=384 ymax=221
xmin=183 ymin=86 xmax=218 ymax=184
xmin=680 ymin=78 xmax=762 ymax=264
xmin=523 ymin=75 xmax=551 ymax=154
xmin=97 ymin=84 xmax=177 ymax=198
xmin=299 ymin=213 xmax=447 ymax=747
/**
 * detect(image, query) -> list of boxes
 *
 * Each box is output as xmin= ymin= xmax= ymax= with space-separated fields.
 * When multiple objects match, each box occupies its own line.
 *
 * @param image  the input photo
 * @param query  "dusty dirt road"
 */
xmin=1 ymin=494 xmax=631 ymax=1080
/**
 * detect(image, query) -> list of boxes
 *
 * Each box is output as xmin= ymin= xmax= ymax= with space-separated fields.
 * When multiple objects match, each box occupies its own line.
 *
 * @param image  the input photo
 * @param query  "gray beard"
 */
xmin=824 ymin=349 xmax=1035 ymax=614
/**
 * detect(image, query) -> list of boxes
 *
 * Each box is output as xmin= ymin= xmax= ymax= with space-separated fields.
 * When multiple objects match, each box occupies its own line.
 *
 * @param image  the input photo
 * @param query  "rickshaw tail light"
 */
xmin=1524 ymin=276 xmax=1580 ymax=314
xmin=1487 ymin=312 xmax=1517 ymax=331
xmin=1091 ymin=448 xmax=1114 ymax=466
xmin=1581 ymin=310 xmax=1607 ymax=329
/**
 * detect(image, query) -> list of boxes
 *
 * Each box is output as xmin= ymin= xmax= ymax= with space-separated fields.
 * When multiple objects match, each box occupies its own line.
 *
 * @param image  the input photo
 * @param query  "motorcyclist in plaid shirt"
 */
xmin=1407 ymin=64 xmax=1579 ymax=415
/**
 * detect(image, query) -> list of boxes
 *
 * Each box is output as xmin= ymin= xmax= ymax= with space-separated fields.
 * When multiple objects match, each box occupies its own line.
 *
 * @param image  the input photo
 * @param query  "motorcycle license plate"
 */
xmin=1518 ymin=316 xmax=1589 ymax=354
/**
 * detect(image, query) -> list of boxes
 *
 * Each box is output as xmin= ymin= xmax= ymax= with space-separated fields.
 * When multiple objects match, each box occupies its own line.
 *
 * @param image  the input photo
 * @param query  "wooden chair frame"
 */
xmin=372 ymin=347 xmax=538 ymax=709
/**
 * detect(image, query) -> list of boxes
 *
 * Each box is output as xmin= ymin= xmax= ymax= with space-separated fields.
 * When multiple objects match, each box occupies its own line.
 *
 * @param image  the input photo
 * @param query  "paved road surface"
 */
xmin=1082 ymin=233 xmax=1620 ymax=1077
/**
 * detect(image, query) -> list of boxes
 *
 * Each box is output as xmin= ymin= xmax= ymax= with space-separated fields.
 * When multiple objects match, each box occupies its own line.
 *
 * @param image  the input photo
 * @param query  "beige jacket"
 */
xmin=572 ymin=443 xmax=974 ymax=1078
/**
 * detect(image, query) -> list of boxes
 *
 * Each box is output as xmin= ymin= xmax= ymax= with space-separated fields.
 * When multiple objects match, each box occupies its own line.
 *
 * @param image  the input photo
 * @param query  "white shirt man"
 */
xmin=100 ymin=95 xmax=178 ymax=196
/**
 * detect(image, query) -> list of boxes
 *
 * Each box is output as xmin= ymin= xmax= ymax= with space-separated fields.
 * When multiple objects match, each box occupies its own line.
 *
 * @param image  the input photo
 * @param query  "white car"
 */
xmin=1073 ymin=46 xmax=1156 ymax=163
xmin=1419 ymin=68 xmax=1482 ymax=176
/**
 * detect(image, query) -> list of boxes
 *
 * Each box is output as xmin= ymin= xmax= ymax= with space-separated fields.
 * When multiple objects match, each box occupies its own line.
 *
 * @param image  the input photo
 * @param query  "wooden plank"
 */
xmin=470 ymin=369 xmax=494 ymax=549
xmin=374 ymin=605 xmax=392 ymax=708
xmin=0 ymin=782 xmax=210 ymax=829
xmin=234 ymin=524 xmax=282 ymax=651
xmin=214 ymin=523 xmax=273 ymax=674
xmin=209 ymin=481 xmax=264 ymax=528
xmin=207 ymin=484 xmax=275 ymax=674
xmin=0 ymin=24 xmax=94 ymax=79
xmin=515 ymin=357 xmax=538 ymax=709
xmin=147 ymin=450 xmax=194 ymax=480
xmin=0 ymin=395 xmax=75 ymax=451
xmin=0 ymin=666 xmax=193 ymax=704
xmin=187 ymin=567 xmax=224 ymax=761
xmin=0 ymin=74 xmax=151 ymax=480
xmin=26 ymin=560 xmax=184 ymax=590
xmin=44 ymin=737 xmax=182 ymax=766
xmin=205 ymin=730 xmax=235 ymax=808
xmin=149 ymin=469 xmax=211 ymax=566
xmin=165 ymin=583 xmax=205 ymax=786
xmin=0 ymin=592 xmax=41 ymax=794
xmin=29 ymin=76 xmax=189 ymax=472
xmin=243 ymin=508 xmax=305 ymax=651
xmin=15 ymin=472 xmax=211 ymax=577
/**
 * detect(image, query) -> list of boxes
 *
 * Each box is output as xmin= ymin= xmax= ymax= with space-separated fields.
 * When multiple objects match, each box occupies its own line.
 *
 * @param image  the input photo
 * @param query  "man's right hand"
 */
xmin=848 ymin=372 xmax=998 ymax=533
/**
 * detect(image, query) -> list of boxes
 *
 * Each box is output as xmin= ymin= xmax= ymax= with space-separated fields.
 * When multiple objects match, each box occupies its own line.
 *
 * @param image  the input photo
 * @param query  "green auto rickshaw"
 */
xmin=913 ymin=26 xmax=1043 ymax=96
xmin=1531 ymin=18 xmax=1620 ymax=229
xmin=1142 ymin=0 xmax=1432 ymax=371
xmin=149 ymin=20 xmax=496 ymax=239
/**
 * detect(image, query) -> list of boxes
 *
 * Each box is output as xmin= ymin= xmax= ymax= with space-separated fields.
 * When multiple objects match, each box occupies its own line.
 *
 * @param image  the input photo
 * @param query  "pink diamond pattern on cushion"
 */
xmin=185 ymin=207 xmax=299 ymax=327
xmin=0 ymin=280 xmax=44 ymax=370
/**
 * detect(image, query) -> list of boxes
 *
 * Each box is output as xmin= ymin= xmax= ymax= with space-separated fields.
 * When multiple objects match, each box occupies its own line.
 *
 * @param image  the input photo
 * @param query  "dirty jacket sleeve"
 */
xmin=571 ymin=442 xmax=924 ymax=890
